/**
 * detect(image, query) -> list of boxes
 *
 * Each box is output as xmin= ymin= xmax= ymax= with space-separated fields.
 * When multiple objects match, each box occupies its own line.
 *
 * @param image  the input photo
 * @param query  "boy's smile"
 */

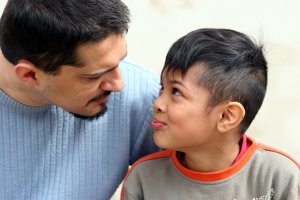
xmin=151 ymin=118 xmax=166 ymax=129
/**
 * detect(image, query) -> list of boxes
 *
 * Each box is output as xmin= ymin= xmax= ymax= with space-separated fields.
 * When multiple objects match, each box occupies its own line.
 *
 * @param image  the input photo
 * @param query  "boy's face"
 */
xmin=152 ymin=65 xmax=224 ymax=152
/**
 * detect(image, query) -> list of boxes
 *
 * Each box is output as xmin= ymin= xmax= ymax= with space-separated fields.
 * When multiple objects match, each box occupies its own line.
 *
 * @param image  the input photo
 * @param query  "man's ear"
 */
xmin=217 ymin=102 xmax=245 ymax=133
xmin=14 ymin=60 xmax=39 ymax=86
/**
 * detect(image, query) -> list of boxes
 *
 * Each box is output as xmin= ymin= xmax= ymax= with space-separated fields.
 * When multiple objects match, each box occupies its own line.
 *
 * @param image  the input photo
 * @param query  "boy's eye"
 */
xmin=158 ymin=84 xmax=164 ymax=96
xmin=172 ymin=88 xmax=182 ymax=96
xmin=159 ymin=86 xmax=164 ymax=96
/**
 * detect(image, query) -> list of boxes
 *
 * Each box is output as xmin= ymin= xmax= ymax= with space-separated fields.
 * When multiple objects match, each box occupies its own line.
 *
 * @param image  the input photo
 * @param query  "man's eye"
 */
xmin=88 ymin=76 xmax=100 ymax=80
xmin=172 ymin=88 xmax=182 ymax=96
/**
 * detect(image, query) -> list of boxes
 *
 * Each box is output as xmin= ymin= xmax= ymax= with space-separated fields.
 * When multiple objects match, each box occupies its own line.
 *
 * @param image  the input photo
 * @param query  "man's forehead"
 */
xmin=77 ymin=34 xmax=126 ymax=63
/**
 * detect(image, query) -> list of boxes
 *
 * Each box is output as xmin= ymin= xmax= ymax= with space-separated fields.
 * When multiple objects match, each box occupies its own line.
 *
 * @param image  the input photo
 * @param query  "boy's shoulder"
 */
xmin=129 ymin=150 xmax=173 ymax=171
xmin=247 ymin=142 xmax=299 ymax=195
xmin=256 ymin=143 xmax=300 ymax=174
xmin=248 ymin=141 xmax=300 ymax=183
xmin=239 ymin=136 xmax=299 ymax=171
xmin=121 ymin=150 xmax=175 ymax=200
xmin=255 ymin=143 xmax=300 ymax=170
xmin=124 ymin=150 xmax=173 ymax=181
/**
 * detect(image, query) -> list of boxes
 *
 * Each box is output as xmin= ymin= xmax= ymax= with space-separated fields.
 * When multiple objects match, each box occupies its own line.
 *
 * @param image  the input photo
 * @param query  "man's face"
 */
xmin=37 ymin=33 xmax=127 ymax=119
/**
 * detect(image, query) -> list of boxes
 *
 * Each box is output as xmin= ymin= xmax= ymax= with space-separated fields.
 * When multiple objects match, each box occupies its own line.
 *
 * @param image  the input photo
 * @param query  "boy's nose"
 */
xmin=154 ymin=96 xmax=166 ymax=113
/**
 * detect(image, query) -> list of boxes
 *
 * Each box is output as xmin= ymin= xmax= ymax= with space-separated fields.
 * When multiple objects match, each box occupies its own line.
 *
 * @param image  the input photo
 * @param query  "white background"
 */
xmin=1 ymin=1 xmax=299 ymax=199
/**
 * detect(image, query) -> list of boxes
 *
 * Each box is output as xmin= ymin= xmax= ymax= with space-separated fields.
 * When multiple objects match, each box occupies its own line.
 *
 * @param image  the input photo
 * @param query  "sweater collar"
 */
xmin=0 ymin=90 xmax=50 ymax=113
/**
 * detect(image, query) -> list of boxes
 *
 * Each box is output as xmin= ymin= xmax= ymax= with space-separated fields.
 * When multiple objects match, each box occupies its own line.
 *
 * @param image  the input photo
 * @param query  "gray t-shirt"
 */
xmin=122 ymin=136 xmax=299 ymax=200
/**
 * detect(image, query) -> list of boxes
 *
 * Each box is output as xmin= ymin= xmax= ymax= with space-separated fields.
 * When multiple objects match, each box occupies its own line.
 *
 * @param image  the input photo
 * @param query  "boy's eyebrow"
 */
xmin=168 ymin=79 xmax=187 ymax=88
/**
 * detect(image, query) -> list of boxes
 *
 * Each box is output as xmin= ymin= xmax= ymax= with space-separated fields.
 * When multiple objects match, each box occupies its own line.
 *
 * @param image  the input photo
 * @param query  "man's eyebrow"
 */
xmin=81 ymin=66 xmax=117 ymax=78
xmin=81 ymin=51 xmax=127 ymax=77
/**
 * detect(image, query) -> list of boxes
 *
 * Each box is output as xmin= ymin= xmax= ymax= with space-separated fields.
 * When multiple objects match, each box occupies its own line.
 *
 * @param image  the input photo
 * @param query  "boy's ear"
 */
xmin=14 ymin=60 xmax=40 ymax=86
xmin=217 ymin=102 xmax=245 ymax=133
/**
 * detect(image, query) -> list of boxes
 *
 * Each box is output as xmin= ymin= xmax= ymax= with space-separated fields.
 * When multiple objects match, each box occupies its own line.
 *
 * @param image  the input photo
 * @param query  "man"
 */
xmin=0 ymin=0 xmax=159 ymax=199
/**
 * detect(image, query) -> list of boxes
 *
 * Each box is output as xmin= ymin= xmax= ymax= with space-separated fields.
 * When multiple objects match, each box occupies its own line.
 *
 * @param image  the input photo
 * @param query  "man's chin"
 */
xmin=71 ymin=105 xmax=108 ymax=121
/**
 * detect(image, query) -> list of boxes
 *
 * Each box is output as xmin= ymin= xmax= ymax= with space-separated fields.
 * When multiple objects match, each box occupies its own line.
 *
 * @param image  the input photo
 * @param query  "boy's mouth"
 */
xmin=151 ymin=118 xmax=166 ymax=129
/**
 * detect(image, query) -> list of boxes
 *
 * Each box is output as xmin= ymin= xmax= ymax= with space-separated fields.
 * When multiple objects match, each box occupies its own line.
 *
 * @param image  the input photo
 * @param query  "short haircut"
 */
xmin=0 ymin=0 xmax=130 ymax=74
xmin=163 ymin=28 xmax=267 ymax=133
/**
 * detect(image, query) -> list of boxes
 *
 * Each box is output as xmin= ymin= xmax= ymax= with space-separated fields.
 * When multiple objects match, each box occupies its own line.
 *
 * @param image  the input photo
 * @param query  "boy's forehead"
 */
xmin=162 ymin=64 xmax=205 ymax=83
xmin=162 ymin=68 xmax=182 ymax=79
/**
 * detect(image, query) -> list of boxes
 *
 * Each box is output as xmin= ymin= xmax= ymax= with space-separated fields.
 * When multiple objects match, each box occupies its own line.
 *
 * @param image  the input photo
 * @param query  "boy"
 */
xmin=121 ymin=28 xmax=300 ymax=200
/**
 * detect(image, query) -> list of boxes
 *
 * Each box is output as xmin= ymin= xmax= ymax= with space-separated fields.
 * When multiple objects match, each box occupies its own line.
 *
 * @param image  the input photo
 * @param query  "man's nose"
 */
xmin=99 ymin=67 xmax=124 ymax=92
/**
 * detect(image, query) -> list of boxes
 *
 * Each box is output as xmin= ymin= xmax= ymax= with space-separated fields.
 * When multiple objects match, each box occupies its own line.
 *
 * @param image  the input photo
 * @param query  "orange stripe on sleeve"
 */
xmin=258 ymin=143 xmax=300 ymax=168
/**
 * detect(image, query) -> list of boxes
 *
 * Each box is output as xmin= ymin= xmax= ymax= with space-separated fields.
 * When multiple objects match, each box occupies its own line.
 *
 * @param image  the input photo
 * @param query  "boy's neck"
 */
xmin=180 ymin=135 xmax=243 ymax=172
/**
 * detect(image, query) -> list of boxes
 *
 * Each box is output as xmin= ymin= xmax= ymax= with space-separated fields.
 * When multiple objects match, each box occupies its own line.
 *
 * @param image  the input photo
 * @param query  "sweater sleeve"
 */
xmin=129 ymin=65 xmax=160 ymax=164
xmin=120 ymin=60 xmax=161 ymax=165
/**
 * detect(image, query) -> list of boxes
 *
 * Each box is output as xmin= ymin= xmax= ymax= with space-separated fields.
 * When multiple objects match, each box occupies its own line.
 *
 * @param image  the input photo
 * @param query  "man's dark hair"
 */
xmin=0 ymin=0 xmax=130 ymax=74
xmin=163 ymin=28 xmax=267 ymax=133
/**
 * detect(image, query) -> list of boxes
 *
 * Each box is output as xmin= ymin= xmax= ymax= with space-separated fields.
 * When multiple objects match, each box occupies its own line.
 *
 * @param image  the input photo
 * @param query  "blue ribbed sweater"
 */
xmin=0 ymin=60 xmax=160 ymax=200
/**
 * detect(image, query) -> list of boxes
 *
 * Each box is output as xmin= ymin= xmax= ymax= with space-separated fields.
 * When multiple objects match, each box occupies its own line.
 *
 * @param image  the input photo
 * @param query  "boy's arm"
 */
xmin=121 ymin=166 xmax=143 ymax=200
xmin=287 ymin=172 xmax=299 ymax=200
xmin=121 ymin=186 xmax=139 ymax=200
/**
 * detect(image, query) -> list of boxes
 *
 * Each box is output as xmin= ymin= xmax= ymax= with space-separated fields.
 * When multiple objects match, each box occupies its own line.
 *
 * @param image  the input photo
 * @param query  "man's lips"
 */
xmin=88 ymin=92 xmax=111 ymax=106
xmin=151 ymin=119 xmax=166 ymax=129
xmin=93 ymin=95 xmax=110 ymax=105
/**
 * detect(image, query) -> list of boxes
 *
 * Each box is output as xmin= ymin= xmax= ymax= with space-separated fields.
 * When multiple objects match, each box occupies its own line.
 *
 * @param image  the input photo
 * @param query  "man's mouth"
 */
xmin=87 ymin=91 xmax=111 ymax=106
xmin=97 ymin=95 xmax=110 ymax=105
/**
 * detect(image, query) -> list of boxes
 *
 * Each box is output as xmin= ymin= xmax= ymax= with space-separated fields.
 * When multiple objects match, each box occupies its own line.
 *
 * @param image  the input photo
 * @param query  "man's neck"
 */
xmin=0 ymin=56 xmax=47 ymax=107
